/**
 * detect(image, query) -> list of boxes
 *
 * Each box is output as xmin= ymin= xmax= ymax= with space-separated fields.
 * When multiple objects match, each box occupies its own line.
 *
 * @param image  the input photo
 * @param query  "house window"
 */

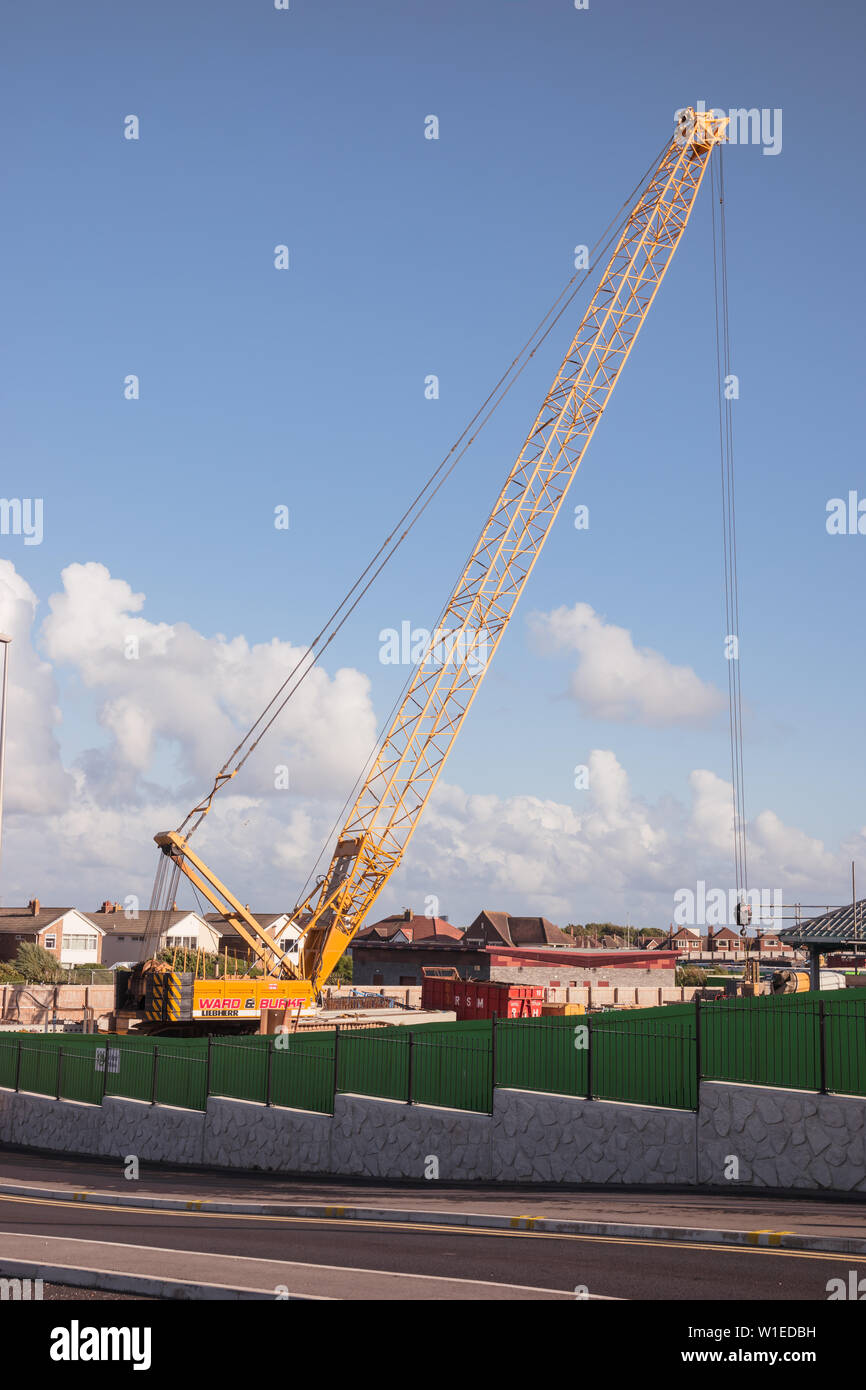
xmin=63 ymin=935 xmax=97 ymax=951
xmin=279 ymin=939 xmax=298 ymax=953
xmin=168 ymin=937 xmax=197 ymax=951
xmin=44 ymin=935 xmax=57 ymax=949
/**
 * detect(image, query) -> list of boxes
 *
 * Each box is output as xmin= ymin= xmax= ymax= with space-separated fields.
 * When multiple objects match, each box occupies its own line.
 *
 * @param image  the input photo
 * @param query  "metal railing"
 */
xmin=0 ymin=990 xmax=864 ymax=1117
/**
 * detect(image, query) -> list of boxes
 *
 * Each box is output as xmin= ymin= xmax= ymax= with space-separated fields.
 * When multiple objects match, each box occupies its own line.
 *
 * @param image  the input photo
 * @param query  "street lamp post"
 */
xmin=0 ymin=634 xmax=11 ymax=881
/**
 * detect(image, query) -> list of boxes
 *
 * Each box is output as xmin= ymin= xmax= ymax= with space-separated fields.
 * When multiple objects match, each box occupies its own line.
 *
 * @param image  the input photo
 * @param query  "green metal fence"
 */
xmin=1 ymin=988 xmax=864 ymax=1118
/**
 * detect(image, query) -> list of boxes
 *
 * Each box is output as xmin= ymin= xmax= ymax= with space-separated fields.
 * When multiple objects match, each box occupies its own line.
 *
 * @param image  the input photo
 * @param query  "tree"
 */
xmin=13 ymin=943 xmax=65 ymax=983
xmin=156 ymin=947 xmax=263 ymax=978
xmin=676 ymin=965 xmax=707 ymax=987
xmin=0 ymin=962 xmax=24 ymax=983
xmin=325 ymin=954 xmax=353 ymax=985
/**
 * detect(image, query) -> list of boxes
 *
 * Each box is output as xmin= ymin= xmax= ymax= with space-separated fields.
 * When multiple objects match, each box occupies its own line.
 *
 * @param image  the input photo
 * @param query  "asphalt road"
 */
xmin=4 ymin=1146 xmax=866 ymax=1243
xmin=1 ymin=1190 xmax=862 ymax=1299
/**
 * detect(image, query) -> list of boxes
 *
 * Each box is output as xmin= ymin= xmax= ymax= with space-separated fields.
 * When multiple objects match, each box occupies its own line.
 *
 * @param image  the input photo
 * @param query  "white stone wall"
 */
xmin=0 ymin=1088 xmax=104 ymax=1155
xmin=331 ymin=1094 xmax=492 ymax=1180
xmin=203 ymin=1096 xmax=332 ymax=1173
xmin=2 ymin=1080 xmax=866 ymax=1193
xmin=492 ymin=1089 xmax=695 ymax=1184
xmin=699 ymin=1081 xmax=866 ymax=1192
xmin=97 ymin=1097 xmax=206 ymax=1166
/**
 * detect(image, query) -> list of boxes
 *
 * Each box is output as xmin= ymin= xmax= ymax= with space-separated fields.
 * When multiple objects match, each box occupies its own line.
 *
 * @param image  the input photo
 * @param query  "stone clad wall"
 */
xmin=698 ymin=1082 xmax=866 ymax=1192
xmin=330 ymin=1094 xmax=492 ymax=1180
xmin=0 ymin=1080 xmax=865 ymax=1193
xmin=492 ymin=1090 xmax=695 ymax=1185
xmin=203 ymin=1097 xmax=332 ymax=1173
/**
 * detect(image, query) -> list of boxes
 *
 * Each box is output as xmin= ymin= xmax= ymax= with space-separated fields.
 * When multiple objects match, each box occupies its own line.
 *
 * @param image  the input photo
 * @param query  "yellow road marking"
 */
xmin=748 ymin=1229 xmax=793 ymax=1246
xmin=0 ymin=1191 xmax=862 ymax=1263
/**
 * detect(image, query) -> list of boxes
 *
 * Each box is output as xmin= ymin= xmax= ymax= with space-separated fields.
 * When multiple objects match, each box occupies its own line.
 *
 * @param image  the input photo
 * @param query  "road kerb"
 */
xmin=1 ymin=1179 xmax=864 ymax=1257
xmin=0 ymin=1256 xmax=330 ymax=1300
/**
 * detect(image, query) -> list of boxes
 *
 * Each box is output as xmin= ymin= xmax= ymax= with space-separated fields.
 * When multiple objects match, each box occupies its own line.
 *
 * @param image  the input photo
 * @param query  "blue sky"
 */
xmin=1 ymin=0 xmax=864 ymax=924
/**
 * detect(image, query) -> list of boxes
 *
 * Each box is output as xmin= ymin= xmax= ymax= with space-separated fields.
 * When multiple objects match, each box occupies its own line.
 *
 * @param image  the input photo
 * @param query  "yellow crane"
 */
xmin=144 ymin=107 xmax=728 ymax=1030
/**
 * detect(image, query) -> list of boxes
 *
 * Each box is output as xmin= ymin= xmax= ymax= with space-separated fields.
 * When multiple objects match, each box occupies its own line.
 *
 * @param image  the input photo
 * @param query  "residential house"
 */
xmin=667 ymin=926 xmax=704 ymax=955
xmin=204 ymin=912 xmax=303 ymax=970
xmin=85 ymin=902 xmax=217 ymax=966
xmin=467 ymin=910 xmax=573 ymax=949
xmin=0 ymin=901 xmax=104 ymax=966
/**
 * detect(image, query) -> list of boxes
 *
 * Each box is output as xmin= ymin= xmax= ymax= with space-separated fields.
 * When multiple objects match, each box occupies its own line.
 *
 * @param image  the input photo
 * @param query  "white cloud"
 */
xmin=530 ymin=602 xmax=725 ymax=726
xmin=0 ymin=560 xmax=860 ymax=935
xmin=1 ymin=560 xmax=378 ymax=906
xmin=400 ymin=756 xmax=861 ymax=930
xmin=40 ymin=562 xmax=377 ymax=804
xmin=0 ymin=561 xmax=73 ymax=816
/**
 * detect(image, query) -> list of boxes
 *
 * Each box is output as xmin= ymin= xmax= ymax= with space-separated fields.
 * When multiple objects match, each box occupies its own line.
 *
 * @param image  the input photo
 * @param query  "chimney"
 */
xmin=29 ymin=897 xmax=40 ymax=916
xmin=403 ymin=908 xmax=412 ymax=922
xmin=100 ymin=900 xmax=112 ymax=914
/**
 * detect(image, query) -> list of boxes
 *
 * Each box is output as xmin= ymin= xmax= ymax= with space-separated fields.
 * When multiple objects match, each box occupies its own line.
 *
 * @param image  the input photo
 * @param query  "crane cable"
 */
xmin=711 ymin=145 xmax=749 ymax=907
xmin=175 ymin=137 xmax=672 ymax=845
xmin=289 ymin=140 xmax=682 ymax=908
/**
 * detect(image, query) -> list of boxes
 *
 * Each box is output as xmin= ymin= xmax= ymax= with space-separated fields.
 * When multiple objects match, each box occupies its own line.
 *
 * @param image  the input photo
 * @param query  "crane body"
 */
xmin=139 ymin=108 xmax=727 ymax=1033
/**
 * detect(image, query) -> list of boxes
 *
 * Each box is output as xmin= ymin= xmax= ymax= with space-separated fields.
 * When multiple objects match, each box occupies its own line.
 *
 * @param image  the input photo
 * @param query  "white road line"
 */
xmin=0 ymin=1231 xmax=619 ymax=1298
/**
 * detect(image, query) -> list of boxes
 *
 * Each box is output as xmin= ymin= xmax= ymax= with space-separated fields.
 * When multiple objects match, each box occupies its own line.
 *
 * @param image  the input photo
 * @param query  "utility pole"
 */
xmin=0 ymin=635 xmax=11 ymax=887
xmin=856 ymin=856 xmax=861 ymax=978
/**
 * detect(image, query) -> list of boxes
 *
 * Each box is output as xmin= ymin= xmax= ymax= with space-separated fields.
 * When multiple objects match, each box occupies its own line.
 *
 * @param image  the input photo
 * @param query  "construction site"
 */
xmin=3 ymin=104 xmax=865 ymax=1128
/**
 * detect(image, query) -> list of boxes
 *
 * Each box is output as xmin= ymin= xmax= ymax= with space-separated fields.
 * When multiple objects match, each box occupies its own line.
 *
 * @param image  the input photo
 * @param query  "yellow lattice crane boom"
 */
xmin=152 ymin=108 xmax=727 ymax=1020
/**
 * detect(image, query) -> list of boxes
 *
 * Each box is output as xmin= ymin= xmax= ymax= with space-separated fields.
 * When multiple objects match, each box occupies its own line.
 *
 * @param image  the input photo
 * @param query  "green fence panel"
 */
xmin=592 ymin=1014 xmax=696 ymax=1109
xmin=0 ymin=1039 xmax=19 ymax=1088
xmin=154 ymin=1049 xmax=207 ymax=1111
xmin=58 ymin=1047 xmax=105 ymax=1105
xmin=824 ymin=997 xmax=866 ymax=1096
xmin=702 ymin=995 xmax=821 ymax=1092
xmin=270 ymin=1033 xmax=334 ymax=1113
xmin=17 ymin=1044 xmax=60 ymax=1097
xmin=337 ymin=1028 xmax=409 ymax=1101
xmin=495 ymin=1016 xmax=585 ymax=1098
xmin=104 ymin=1044 xmax=154 ymax=1103
xmin=210 ymin=1039 xmax=268 ymax=1104
xmin=410 ymin=1030 xmax=491 ymax=1111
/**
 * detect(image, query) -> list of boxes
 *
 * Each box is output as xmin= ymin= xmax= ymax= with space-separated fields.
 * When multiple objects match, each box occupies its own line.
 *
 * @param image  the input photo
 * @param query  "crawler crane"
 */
xmin=137 ymin=108 xmax=728 ymax=1032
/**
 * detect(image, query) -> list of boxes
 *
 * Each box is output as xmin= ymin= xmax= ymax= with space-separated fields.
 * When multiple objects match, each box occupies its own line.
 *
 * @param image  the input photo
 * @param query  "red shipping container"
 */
xmin=423 ymin=976 xmax=544 ymax=1020
xmin=421 ymin=976 xmax=456 ymax=1012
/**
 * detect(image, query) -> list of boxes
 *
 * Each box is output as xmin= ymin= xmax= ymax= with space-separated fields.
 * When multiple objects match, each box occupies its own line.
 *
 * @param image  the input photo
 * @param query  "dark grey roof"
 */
xmin=778 ymin=899 xmax=866 ymax=945
xmin=0 ymin=908 xmax=77 ymax=934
